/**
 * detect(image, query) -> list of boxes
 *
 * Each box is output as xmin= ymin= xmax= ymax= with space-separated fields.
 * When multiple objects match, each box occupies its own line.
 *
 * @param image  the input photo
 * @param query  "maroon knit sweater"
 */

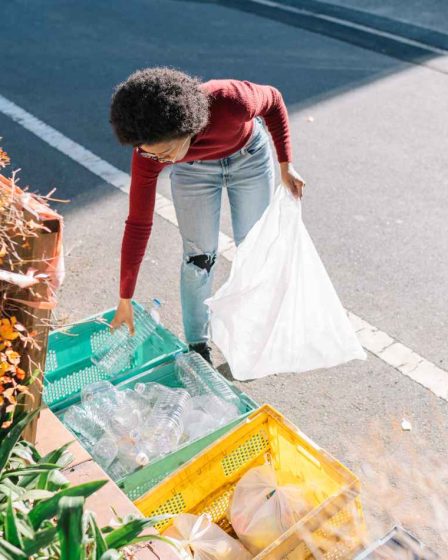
xmin=120 ymin=78 xmax=293 ymax=298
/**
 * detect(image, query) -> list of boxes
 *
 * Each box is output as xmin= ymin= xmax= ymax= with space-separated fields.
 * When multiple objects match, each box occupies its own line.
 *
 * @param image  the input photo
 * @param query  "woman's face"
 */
xmin=138 ymin=135 xmax=191 ymax=163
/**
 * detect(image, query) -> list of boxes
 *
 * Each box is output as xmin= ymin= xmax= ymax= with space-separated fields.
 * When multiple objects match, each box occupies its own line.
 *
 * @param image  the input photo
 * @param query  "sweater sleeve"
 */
xmin=229 ymin=79 xmax=293 ymax=163
xmin=119 ymin=149 xmax=165 ymax=299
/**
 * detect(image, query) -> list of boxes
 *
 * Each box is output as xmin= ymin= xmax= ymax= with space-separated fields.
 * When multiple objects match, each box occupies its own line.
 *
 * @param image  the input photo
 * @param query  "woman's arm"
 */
xmin=228 ymin=79 xmax=292 ymax=163
xmin=120 ymin=149 xmax=165 ymax=299
xmin=229 ymin=79 xmax=306 ymax=198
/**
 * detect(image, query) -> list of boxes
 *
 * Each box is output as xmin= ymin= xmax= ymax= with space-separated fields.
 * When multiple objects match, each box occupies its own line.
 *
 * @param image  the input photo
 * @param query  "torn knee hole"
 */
xmin=186 ymin=253 xmax=217 ymax=273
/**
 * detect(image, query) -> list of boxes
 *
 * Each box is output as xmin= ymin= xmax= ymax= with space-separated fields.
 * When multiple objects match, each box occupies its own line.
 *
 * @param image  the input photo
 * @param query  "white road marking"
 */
xmin=1 ymin=92 xmax=447 ymax=400
xmin=249 ymin=0 xmax=448 ymax=56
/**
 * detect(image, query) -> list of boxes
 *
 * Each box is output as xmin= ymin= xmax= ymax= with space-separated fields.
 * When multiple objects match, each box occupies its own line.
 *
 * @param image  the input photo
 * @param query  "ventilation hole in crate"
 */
xmin=90 ymin=329 xmax=112 ymax=353
xmin=221 ymin=430 xmax=269 ymax=477
xmin=307 ymin=505 xmax=360 ymax=560
xmin=149 ymin=493 xmax=186 ymax=531
xmin=43 ymin=364 xmax=109 ymax=406
xmin=127 ymin=473 xmax=168 ymax=502
xmin=197 ymin=485 xmax=236 ymax=529
xmin=45 ymin=350 xmax=58 ymax=372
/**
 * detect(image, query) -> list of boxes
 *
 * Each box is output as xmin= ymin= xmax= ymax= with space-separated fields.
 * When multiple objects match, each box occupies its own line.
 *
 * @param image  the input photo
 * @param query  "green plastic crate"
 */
xmin=54 ymin=357 xmax=258 ymax=501
xmin=43 ymin=299 xmax=187 ymax=412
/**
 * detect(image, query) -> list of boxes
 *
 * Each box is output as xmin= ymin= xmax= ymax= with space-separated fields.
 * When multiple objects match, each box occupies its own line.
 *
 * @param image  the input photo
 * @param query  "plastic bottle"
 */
xmin=119 ymin=388 xmax=153 ymax=421
xmin=138 ymin=386 xmax=191 ymax=457
xmin=91 ymin=434 xmax=118 ymax=469
xmin=175 ymin=351 xmax=241 ymax=411
xmin=91 ymin=299 xmax=162 ymax=376
xmin=81 ymin=381 xmax=140 ymax=436
xmin=134 ymin=381 xmax=173 ymax=408
xmin=118 ymin=437 xmax=151 ymax=468
xmin=63 ymin=405 xmax=104 ymax=445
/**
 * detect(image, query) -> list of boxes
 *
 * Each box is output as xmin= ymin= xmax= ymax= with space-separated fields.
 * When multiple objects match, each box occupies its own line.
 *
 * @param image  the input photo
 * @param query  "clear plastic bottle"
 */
xmin=134 ymin=381 xmax=173 ymax=408
xmin=175 ymin=351 xmax=241 ymax=411
xmin=91 ymin=434 xmax=118 ymax=469
xmin=138 ymin=386 xmax=191 ymax=457
xmin=118 ymin=436 xmax=151 ymax=468
xmin=63 ymin=405 xmax=104 ymax=445
xmin=91 ymin=299 xmax=162 ymax=376
xmin=119 ymin=388 xmax=153 ymax=421
xmin=81 ymin=381 xmax=140 ymax=436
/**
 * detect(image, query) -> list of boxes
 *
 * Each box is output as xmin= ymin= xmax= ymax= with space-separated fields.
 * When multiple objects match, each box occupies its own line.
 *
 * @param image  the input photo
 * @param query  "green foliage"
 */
xmin=0 ymin=409 xmax=168 ymax=559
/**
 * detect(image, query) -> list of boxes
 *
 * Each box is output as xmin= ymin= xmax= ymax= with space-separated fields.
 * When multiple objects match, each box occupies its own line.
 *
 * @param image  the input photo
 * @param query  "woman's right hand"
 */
xmin=110 ymin=298 xmax=135 ymax=336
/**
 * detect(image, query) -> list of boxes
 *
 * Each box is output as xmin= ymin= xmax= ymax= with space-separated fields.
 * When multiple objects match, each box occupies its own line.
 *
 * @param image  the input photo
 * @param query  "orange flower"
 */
xmin=0 ymin=362 xmax=10 ymax=375
xmin=15 ymin=367 xmax=26 ymax=381
xmin=0 ymin=318 xmax=20 ymax=342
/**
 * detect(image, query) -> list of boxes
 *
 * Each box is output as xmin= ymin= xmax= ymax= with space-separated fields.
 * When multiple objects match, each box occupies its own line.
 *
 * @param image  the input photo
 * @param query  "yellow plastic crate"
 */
xmin=135 ymin=404 xmax=367 ymax=559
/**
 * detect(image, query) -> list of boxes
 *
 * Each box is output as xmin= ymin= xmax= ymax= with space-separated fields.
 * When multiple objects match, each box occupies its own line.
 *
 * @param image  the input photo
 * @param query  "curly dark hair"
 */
xmin=109 ymin=67 xmax=210 ymax=146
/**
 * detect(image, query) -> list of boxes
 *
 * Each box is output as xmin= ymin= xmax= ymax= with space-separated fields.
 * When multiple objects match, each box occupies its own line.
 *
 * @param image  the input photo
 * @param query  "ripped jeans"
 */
xmin=169 ymin=116 xmax=275 ymax=345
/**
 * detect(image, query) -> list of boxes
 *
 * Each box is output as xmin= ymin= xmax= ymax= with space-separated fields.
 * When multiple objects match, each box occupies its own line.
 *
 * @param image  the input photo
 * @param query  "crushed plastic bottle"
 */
xmin=82 ymin=381 xmax=141 ymax=435
xmin=137 ymin=386 xmax=191 ymax=457
xmin=63 ymin=404 xmax=104 ymax=445
xmin=135 ymin=381 xmax=173 ymax=408
xmin=91 ymin=434 xmax=118 ymax=469
xmin=91 ymin=299 xmax=162 ymax=376
xmin=175 ymin=351 xmax=241 ymax=409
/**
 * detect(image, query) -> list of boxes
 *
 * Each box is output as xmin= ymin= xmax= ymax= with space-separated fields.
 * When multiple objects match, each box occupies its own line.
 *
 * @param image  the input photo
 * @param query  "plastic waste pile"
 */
xmin=63 ymin=351 xmax=240 ymax=479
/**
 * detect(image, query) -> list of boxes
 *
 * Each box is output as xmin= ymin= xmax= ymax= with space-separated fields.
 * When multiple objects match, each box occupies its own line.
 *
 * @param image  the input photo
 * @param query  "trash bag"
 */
xmin=205 ymin=185 xmax=366 ymax=380
xmin=229 ymin=464 xmax=311 ymax=555
xmin=150 ymin=513 xmax=252 ymax=560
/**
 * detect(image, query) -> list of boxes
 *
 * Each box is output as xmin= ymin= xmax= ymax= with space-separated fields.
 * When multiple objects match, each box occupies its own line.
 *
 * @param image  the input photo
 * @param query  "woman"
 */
xmin=109 ymin=67 xmax=305 ymax=365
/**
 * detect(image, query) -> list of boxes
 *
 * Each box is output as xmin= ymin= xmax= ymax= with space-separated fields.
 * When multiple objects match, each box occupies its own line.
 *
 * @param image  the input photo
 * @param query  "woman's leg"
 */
xmin=226 ymin=117 xmax=276 ymax=246
xmin=169 ymin=160 xmax=222 ymax=345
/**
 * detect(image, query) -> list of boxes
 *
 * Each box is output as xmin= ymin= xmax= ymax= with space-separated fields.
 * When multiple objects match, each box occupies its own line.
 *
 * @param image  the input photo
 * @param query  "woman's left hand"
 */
xmin=280 ymin=162 xmax=306 ymax=199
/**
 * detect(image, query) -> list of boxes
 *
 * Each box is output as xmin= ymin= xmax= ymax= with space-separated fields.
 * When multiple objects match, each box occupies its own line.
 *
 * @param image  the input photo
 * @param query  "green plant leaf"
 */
xmin=29 ymin=479 xmax=107 ymax=529
xmin=104 ymin=517 xmax=160 ymax=550
xmin=0 ymin=409 xmax=40 ymax=474
xmin=47 ymin=468 xmax=70 ymax=492
xmin=5 ymin=496 xmax=23 ymax=549
xmin=1 ymin=463 xmax=60 ymax=479
xmin=58 ymin=496 xmax=85 ymax=560
xmin=38 ymin=442 xmax=73 ymax=489
xmin=15 ymin=517 xmax=34 ymax=540
xmin=127 ymin=534 xmax=175 ymax=546
xmin=0 ymin=537 xmax=27 ymax=559
xmin=22 ymin=526 xmax=59 ymax=556
xmin=0 ymin=480 xmax=24 ymax=502
xmin=87 ymin=512 xmax=108 ymax=560
xmin=41 ymin=441 xmax=73 ymax=467
xmin=20 ymin=488 xmax=55 ymax=502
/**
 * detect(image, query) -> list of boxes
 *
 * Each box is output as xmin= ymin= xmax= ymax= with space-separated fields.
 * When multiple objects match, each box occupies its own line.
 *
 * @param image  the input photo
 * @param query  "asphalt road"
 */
xmin=1 ymin=0 xmax=448 ymax=552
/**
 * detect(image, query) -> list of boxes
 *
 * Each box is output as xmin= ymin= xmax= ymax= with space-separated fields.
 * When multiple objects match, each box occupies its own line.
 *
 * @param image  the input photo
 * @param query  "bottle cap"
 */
xmin=136 ymin=452 xmax=149 ymax=466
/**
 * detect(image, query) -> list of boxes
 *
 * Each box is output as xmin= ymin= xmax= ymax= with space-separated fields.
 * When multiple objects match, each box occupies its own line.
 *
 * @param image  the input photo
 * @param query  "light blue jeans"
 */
xmin=169 ymin=116 xmax=275 ymax=345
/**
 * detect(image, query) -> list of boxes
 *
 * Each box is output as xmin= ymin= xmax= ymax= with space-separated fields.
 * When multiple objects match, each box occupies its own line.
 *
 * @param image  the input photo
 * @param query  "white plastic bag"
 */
xmin=150 ymin=513 xmax=252 ymax=560
xmin=229 ymin=464 xmax=310 ymax=555
xmin=205 ymin=185 xmax=366 ymax=380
